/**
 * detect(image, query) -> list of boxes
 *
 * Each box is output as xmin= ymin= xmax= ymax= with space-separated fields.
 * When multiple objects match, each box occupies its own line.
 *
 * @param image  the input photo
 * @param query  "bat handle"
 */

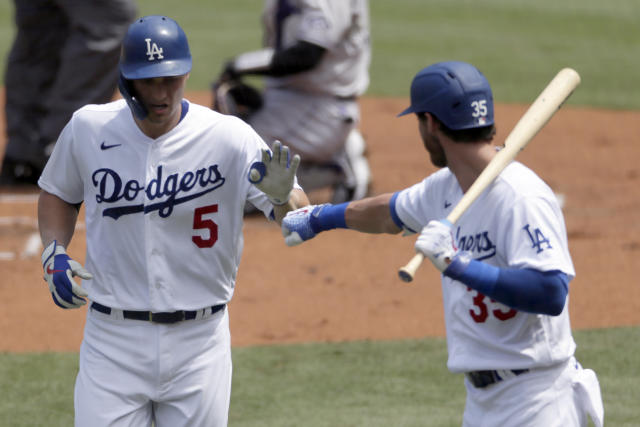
xmin=398 ymin=253 xmax=425 ymax=283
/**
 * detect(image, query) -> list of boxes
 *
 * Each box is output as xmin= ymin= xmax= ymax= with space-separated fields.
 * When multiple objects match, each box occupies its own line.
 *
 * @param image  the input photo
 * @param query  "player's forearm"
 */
xmin=230 ymin=42 xmax=325 ymax=78
xmin=38 ymin=190 xmax=79 ymax=248
xmin=444 ymin=254 xmax=569 ymax=315
xmin=345 ymin=193 xmax=402 ymax=234
xmin=307 ymin=194 xmax=401 ymax=235
xmin=267 ymin=41 xmax=326 ymax=76
xmin=281 ymin=194 xmax=401 ymax=246
xmin=272 ymin=189 xmax=310 ymax=224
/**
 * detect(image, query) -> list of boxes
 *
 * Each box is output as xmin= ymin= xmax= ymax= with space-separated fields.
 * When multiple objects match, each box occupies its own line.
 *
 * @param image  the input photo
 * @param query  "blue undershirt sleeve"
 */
xmin=389 ymin=192 xmax=418 ymax=233
xmin=444 ymin=253 xmax=569 ymax=315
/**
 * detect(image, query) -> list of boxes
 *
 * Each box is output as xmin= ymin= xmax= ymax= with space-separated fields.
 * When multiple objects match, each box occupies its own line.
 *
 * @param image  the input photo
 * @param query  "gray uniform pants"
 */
xmin=3 ymin=0 xmax=136 ymax=168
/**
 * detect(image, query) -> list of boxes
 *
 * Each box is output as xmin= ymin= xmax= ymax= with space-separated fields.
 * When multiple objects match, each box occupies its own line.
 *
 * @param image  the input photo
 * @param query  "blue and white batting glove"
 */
xmin=248 ymin=140 xmax=300 ymax=205
xmin=281 ymin=204 xmax=328 ymax=246
xmin=41 ymin=240 xmax=92 ymax=309
xmin=415 ymin=220 xmax=459 ymax=272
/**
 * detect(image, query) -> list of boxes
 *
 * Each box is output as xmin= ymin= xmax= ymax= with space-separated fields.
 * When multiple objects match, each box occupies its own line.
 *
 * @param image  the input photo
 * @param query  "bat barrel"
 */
xmin=398 ymin=253 xmax=424 ymax=282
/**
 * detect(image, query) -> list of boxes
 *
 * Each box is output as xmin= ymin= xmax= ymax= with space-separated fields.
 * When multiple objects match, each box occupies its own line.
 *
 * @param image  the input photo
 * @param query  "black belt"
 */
xmin=90 ymin=302 xmax=225 ymax=324
xmin=466 ymin=369 xmax=529 ymax=388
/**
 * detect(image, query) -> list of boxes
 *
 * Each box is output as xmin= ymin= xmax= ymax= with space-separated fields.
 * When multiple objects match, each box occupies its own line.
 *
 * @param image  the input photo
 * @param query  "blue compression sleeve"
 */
xmin=310 ymin=203 xmax=349 ymax=232
xmin=444 ymin=252 xmax=569 ymax=315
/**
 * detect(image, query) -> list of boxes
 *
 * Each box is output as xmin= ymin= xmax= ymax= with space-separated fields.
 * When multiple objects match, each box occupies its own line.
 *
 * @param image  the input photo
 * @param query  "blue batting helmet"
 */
xmin=119 ymin=15 xmax=192 ymax=79
xmin=398 ymin=61 xmax=494 ymax=130
xmin=118 ymin=15 xmax=191 ymax=119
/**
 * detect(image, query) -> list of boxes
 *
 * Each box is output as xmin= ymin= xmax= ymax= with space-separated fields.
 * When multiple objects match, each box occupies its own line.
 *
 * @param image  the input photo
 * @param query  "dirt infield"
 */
xmin=1 ymin=92 xmax=639 ymax=352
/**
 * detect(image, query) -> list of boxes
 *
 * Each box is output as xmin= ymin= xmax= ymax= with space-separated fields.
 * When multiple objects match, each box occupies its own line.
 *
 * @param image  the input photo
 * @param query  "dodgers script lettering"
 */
xmin=92 ymin=165 xmax=226 ymax=220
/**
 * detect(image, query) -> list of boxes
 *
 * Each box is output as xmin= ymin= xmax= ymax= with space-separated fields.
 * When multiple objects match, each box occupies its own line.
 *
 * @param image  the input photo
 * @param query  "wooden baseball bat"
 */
xmin=398 ymin=67 xmax=581 ymax=283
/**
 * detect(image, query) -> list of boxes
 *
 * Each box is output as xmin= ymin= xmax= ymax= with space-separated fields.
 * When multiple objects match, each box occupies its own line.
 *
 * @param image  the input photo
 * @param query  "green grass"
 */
xmin=1 ymin=327 xmax=638 ymax=426
xmin=0 ymin=353 xmax=78 ymax=427
xmin=0 ymin=0 xmax=639 ymax=108
xmin=368 ymin=0 xmax=640 ymax=109
xmin=229 ymin=338 xmax=459 ymax=427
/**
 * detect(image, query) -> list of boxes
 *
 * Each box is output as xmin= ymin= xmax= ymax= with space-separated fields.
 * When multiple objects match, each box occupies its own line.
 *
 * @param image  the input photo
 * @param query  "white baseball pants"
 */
xmin=75 ymin=305 xmax=232 ymax=427
xmin=462 ymin=357 xmax=603 ymax=427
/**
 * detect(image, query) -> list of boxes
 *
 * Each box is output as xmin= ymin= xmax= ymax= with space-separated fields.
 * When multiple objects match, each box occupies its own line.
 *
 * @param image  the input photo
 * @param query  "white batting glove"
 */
xmin=41 ymin=240 xmax=92 ymax=309
xmin=249 ymin=140 xmax=300 ymax=205
xmin=415 ymin=220 xmax=459 ymax=272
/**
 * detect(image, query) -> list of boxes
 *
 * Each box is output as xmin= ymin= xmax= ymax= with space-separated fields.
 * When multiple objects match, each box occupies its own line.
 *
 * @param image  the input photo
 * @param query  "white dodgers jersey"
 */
xmin=39 ymin=99 xmax=275 ymax=311
xmin=261 ymin=0 xmax=371 ymax=97
xmin=394 ymin=162 xmax=577 ymax=372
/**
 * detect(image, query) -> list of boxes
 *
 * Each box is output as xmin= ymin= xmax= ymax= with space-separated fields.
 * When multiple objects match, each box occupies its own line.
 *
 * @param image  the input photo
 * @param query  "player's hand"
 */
xmin=415 ymin=220 xmax=459 ymax=272
xmin=281 ymin=204 xmax=327 ymax=246
xmin=249 ymin=140 xmax=300 ymax=206
xmin=41 ymin=240 xmax=93 ymax=309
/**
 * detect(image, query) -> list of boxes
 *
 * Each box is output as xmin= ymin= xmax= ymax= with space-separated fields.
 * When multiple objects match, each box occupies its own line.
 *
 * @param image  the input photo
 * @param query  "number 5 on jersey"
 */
xmin=192 ymin=204 xmax=218 ymax=248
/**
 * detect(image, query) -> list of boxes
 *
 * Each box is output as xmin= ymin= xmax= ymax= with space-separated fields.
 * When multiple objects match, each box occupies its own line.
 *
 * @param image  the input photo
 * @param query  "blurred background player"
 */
xmin=281 ymin=61 xmax=604 ymax=427
xmin=212 ymin=0 xmax=372 ymax=207
xmin=0 ymin=0 xmax=137 ymax=186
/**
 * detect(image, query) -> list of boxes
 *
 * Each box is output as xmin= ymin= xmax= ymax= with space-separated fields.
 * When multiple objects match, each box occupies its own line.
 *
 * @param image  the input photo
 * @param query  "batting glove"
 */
xmin=41 ymin=240 xmax=92 ymax=309
xmin=281 ymin=204 xmax=327 ymax=246
xmin=249 ymin=140 xmax=300 ymax=205
xmin=415 ymin=220 xmax=459 ymax=272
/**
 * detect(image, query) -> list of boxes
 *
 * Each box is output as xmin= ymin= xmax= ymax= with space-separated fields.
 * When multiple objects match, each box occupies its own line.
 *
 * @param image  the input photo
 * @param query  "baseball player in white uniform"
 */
xmin=214 ymin=0 xmax=372 ymax=205
xmin=280 ymin=61 xmax=604 ymax=426
xmin=37 ymin=16 xmax=309 ymax=427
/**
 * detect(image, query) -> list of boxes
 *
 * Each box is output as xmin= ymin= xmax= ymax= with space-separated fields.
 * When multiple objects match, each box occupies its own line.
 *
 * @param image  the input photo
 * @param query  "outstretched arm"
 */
xmin=281 ymin=193 xmax=402 ymax=246
xmin=220 ymin=41 xmax=326 ymax=81
xmin=346 ymin=194 xmax=402 ymax=234
xmin=272 ymin=189 xmax=310 ymax=224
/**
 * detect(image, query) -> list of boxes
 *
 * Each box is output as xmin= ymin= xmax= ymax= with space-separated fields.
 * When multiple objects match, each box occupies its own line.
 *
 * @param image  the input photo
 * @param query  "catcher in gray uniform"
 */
xmin=212 ymin=0 xmax=372 ymax=206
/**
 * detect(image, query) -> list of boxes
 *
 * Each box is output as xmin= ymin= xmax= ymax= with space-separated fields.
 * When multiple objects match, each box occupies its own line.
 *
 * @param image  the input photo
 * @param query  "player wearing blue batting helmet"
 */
xmin=118 ymin=15 xmax=192 ymax=119
xmin=398 ymin=61 xmax=494 ymax=131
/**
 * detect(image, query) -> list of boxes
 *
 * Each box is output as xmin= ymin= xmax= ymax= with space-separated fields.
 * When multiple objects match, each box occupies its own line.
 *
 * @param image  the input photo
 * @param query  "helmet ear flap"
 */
xmin=118 ymin=74 xmax=147 ymax=120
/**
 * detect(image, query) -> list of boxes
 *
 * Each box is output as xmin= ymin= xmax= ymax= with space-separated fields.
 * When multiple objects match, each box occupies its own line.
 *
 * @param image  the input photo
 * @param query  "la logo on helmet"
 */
xmin=144 ymin=38 xmax=164 ymax=61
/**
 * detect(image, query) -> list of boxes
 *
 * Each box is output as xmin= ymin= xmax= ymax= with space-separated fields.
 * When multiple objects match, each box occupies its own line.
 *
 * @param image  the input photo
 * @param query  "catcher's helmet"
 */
xmin=118 ymin=15 xmax=192 ymax=118
xmin=398 ymin=61 xmax=494 ymax=130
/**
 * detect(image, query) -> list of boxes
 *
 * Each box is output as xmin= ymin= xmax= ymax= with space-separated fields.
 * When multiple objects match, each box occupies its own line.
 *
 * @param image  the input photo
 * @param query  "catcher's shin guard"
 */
xmin=332 ymin=128 xmax=371 ymax=203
